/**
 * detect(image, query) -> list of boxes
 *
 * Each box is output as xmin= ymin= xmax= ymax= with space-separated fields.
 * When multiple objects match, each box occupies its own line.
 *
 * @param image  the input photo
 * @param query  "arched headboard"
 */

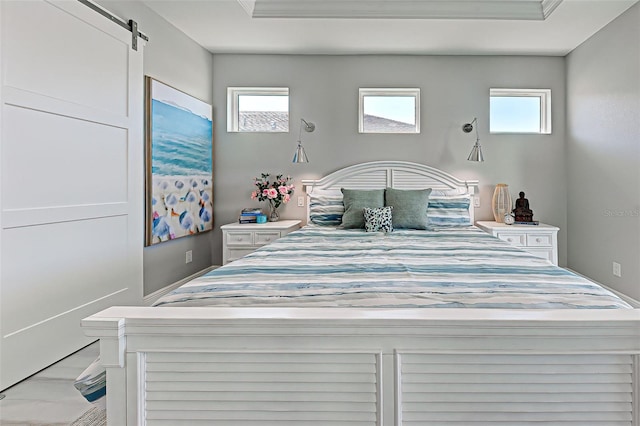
xmin=301 ymin=161 xmax=479 ymax=223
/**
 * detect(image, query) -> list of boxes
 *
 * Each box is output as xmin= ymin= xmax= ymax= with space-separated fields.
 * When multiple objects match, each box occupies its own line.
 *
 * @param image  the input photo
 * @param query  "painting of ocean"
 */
xmin=146 ymin=78 xmax=213 ymax=245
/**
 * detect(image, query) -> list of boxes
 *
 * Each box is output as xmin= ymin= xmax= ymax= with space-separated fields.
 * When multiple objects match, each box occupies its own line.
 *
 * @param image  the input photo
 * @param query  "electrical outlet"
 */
xmin=473 ymin=196 xmax=480 ymax=208
xmin=186 ymin=250 xmax=193 ymax=264
xmin=613 ymin=261 xmax=621 ymax=277
xmin=297 ymin=196 xmax=305 ymax=207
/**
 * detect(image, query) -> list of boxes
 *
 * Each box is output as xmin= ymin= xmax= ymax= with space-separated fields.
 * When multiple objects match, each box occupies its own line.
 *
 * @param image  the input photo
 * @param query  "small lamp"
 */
xmin=462 ymin=117 xmax=484 ymax=162
xmin=293 ymin=118 xmax=315 ymax=163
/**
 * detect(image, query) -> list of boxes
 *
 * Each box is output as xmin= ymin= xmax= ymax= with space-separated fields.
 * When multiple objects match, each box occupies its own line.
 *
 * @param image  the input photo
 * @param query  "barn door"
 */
xmin=0 ymin=0 xmax=144 ymax=389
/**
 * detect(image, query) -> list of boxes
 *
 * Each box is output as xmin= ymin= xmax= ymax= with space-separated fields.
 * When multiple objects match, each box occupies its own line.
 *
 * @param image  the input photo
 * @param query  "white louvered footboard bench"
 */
xmin=82 ymin=306 xmax=640 ymax=426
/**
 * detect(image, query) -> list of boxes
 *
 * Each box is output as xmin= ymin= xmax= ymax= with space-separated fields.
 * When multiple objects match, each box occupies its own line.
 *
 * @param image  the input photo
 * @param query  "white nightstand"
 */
xmin=476 ymin=221 xmax=559 ymax=265
xmin=221 ymin=220 xmax=302 ymax=265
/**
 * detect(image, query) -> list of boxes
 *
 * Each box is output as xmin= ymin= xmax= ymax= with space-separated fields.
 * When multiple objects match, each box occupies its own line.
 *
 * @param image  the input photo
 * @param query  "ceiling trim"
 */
xmin=237 ymin=0 xmax=256 ymax=16
xmin=245 ymin=0 xmax=564 ymax=20
xmin=541 ymin=0 xmax=563 ymax=18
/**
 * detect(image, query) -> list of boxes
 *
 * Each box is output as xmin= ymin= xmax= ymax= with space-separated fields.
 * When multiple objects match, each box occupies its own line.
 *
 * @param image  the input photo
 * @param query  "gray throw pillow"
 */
xmin=341 ymin=188 xmax=385 ymax=229
xmin=385 ymin=187 xmax=432 ymax=229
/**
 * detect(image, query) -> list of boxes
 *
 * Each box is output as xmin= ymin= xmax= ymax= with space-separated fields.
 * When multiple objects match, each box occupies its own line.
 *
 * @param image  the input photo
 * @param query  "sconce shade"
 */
xmin=463 ymin=117 xmax=484 ymax=162
xmin=292 ymin=118 xmax=314 ymax=163
xmin=467 ymin=141 xmax=484 ymax=162
xmin=293 ymin=142 xmax=309 ymax=163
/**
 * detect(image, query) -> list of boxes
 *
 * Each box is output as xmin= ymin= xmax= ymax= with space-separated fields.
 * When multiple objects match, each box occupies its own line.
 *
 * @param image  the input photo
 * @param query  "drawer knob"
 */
xmin=536 ymin=238 xmax=542 ymax=243
xmin=506 ymin=238 xmax=513 ymax=242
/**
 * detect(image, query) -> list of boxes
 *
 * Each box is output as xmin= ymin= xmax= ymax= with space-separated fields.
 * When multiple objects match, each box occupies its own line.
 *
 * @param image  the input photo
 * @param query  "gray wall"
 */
xmin=96 ymin=1 xmax=215 ymax=296
xmin=212 ymin=54 xmax=567 ymax=265
xmin=566 ymin=3 xmax=640 ymax=300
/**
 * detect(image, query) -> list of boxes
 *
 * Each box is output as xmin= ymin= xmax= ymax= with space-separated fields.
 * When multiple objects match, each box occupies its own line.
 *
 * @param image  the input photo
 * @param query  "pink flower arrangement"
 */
xmin=252 ymin=173 xmax=295 ymax=208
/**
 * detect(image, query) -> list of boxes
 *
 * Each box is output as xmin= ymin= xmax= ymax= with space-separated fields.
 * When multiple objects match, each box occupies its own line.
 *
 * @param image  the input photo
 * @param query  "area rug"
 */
xmin=69 ymin=407 xmax=106 ymax=426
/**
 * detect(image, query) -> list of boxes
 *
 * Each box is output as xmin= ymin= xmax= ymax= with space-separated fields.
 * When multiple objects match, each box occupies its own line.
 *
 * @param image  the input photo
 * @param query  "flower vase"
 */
xmin=492 ymin=183 xmax=512 ymax=223
xmin=268 ymin=201 xmax=280 ymax=222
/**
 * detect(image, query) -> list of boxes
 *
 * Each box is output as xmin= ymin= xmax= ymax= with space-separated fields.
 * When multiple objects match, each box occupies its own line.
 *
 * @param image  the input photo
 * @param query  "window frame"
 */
xmin=489 ymin=88 xmax=552 ymax=135
xmin=226 ymin=87 xmax=289 ymax=133
xmin=358 ymin=88 xmax=421 ymax=134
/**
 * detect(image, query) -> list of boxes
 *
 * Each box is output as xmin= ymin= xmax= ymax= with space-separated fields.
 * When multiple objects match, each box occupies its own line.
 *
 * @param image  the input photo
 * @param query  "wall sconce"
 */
xmin=462 ymin=117 xmax=484 ymax=162
xmin=293 ymin=118 xmax=315 ymax=163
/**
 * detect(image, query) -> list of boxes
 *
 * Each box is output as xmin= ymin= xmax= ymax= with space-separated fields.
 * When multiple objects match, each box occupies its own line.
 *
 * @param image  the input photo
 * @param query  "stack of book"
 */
xmin=238 ymin=207 xmax=263 ymax=224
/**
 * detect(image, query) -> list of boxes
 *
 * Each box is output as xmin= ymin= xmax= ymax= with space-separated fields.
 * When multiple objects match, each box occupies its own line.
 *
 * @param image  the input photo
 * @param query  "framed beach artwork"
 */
xmin=145 ymin=77 xmax=213 ymax=246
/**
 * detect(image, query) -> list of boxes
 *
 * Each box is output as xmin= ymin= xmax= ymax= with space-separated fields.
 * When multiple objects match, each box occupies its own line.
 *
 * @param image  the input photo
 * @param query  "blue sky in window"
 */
xmin=239 ymin=95 xmax=288 ymax=112
xmin=364 ymin=96 xmax=416 ymax=124
xmin=490 ymin=97 xmax=540 ymax=132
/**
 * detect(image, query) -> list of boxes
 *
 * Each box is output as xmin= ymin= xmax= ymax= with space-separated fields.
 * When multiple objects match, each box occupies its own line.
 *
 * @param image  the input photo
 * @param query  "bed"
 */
xmin=81 ymin=161 xmax=640 ymax=426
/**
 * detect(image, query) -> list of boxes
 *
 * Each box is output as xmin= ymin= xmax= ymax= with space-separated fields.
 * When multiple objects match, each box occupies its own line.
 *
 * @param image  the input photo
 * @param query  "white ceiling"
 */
xmin=142 ymin=0 xmax=638 ymax=56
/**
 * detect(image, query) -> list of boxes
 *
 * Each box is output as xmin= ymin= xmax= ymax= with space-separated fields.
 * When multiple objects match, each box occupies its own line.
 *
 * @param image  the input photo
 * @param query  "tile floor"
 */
xmin=0 ymin=342 xmax=98 ymax=426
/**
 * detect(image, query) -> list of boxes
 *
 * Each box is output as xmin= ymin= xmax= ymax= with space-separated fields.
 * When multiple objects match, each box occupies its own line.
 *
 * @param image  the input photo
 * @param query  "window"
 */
xmin=227 ymin=87 xmax=289 ymax=132
xmin=359 ymin=88 xmax=420 ymax=134
xmin=490 ymin=88 xmax=551 ymax=134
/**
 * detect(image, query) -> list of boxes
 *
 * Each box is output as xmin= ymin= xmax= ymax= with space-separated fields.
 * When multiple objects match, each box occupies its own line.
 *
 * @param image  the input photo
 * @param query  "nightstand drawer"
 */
xmin=227 ymin=248 xmax=256 ymax=262
xmin=226 ymin=231 xmax=253 ymax=246
xmin=526 ymin=248 xmax=554 ymax=262
xmin=255 ymin=231 xmax=280 ymax=246
xmin=496 ymin=232 xmax=526 ymax=246
xmin=527 ymin=233 xmax=552 ymax=247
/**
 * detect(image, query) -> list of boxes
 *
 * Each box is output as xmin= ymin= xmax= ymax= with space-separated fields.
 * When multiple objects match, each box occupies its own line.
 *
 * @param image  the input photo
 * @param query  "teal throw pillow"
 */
xmin=384 ymin=187 xmax=432 ymax=229
xmin=341 ymin=188 xmax=385 ymax=229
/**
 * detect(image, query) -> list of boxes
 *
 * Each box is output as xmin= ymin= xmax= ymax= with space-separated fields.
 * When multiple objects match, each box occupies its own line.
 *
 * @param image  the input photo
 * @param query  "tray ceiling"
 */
xmin=239 ymin=0 xmax=563 ymax=20
xmin=142 ymin=0 xmax=638 ymax=55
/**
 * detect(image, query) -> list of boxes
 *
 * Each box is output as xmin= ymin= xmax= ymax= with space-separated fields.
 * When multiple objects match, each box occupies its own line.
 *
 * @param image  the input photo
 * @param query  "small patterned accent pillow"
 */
xmin=363 ymin=206 xmax=394 ymax=233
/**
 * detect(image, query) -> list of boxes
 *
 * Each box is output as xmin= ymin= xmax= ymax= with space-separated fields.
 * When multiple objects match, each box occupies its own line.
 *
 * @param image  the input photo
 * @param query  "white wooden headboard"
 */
xmin=301 ymin=161 xmax=479 ymax=224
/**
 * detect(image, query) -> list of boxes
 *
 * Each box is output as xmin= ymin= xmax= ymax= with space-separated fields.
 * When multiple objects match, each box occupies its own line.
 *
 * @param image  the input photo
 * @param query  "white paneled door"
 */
xmin=0 ymin=0 xmax=144 ymax=389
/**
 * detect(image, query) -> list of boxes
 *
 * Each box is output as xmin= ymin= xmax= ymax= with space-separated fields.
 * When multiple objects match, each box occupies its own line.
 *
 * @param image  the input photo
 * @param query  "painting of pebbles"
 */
xmin=145 ymin=78 xmax=213 ymax=245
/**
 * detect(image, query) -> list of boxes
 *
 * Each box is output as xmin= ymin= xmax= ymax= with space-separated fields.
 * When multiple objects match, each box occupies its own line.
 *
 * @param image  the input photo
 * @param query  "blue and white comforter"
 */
xmin=158 ymin=226 xmax=631 ymax=309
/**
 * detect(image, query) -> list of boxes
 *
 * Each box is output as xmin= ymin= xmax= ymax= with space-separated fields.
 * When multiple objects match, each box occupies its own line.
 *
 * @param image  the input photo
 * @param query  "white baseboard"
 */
xmin=566 ymin=268 xmax=640 ymax=309
xmin=143 ymin=265 xmax=219 ymax=306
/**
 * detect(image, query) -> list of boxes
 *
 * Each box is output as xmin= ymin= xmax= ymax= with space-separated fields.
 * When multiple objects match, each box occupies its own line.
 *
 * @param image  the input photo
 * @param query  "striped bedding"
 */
xmin=75 ymin=225 xmax=631 ymax=405
xmin=158 ymin=225 xmax=630 ymax=309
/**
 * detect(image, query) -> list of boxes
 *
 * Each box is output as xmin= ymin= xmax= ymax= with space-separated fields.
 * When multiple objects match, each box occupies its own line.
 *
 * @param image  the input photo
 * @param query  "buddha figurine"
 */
xmin=513 ymin=191 xmax=534 ymax=222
